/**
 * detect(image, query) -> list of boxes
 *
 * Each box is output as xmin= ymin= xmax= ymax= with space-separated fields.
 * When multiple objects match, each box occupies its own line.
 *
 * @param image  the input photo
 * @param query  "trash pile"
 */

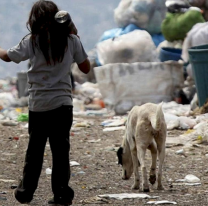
xmin=72 ymin=81 xmax=112 ymax=117
xmin=1 ymin=0 xmax=208 ymax=118
xmin=89 ymin=0 xmax=207 ymax=114
xmin=162 ymin=1 xmax=205 ymax=42
xmin=0 ymin=77 xmax=29 ymax=122
xmin=96 ymin=0 xmax=167 ymax=66
xmin=158 ymin=1 xmax=207 ymax=109
xmin=97 ymin=30 xmax=159 ymax=65
xmin=89 ymin=1 xmax=170 ymax=113
xmin=69 ymin=0 xmax=208 ymax=115
xmin=158 ymin=0 xmax=204 ymax=64
xmin=100 ymin=101 xmax=204 ymax=131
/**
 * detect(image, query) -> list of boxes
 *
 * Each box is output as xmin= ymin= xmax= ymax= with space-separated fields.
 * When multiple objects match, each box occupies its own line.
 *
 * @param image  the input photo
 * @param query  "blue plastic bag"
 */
xmin=99 ymin=24 xmax=164 ymax=46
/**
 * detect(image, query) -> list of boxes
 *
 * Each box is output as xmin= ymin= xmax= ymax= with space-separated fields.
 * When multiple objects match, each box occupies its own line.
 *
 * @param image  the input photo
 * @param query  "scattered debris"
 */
xmin=101 ymin=118 xmax=126 ymax=127
xmin=98 ymin=193 xmax=159 ymax=200
xmin=146 ymin=200 xmax=177 ymax=205
xmin=103 ymin=126 xmax=125 ymax=132
xmin=88 ymin=139 xmax=101 ymax=143
xmin=80 ymin=196 xmax=109 ymax=204
xmin=17 ymin=113 xmax=28 ymax=122
xmin=175 ymin=149 xmax=184 ymax=155
xmin=77 ymin=171 xmax=85 ymax=175
xmin=0 ymin=179 xmax=16 ymax=183
xmin=45 ymin=168 xmax=52 ymax=175
xmin=70 ymin=161 xmax=80 ymax=167
xmin=174 ymin=175 xmax=201 ymax=186
xmin=1 ymin=120 xmax=18 ymax=126
xmin=0 ymin=196 xmax=7 ymax=201
xmin=73 ymin=122 xmax=91 ymax=128
xmin=185 ymin=174 xmax=200 ymax=183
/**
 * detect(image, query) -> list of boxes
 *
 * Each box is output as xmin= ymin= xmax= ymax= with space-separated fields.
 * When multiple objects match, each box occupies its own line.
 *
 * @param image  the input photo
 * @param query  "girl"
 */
xmin=0 ymin=0 xmax=90 ymax=205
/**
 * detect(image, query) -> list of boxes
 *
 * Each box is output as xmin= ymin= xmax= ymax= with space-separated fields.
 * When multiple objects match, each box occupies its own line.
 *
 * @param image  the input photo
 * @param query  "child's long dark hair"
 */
xmin=27 ymin=0 xmax=72 ymax=65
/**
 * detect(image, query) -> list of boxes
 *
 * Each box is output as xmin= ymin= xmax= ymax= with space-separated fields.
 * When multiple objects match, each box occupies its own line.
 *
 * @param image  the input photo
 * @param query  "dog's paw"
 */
xmin=142 ymin=183 xmax=150 ymax=192
xmin=149 ymin=174 xmax=156 ymax=185
xmin=131 ymin=184 xmax=140 ymax=190
xmin=157 ymin=185 xmax=164 ymax=190
xmin=143 ymin=188 xmax=150 ymax=192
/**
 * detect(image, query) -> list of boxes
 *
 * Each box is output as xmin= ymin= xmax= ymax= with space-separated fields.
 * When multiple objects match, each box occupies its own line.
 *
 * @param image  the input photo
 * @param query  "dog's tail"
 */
xmin=150 ymin=102 xmax=164 ymax=131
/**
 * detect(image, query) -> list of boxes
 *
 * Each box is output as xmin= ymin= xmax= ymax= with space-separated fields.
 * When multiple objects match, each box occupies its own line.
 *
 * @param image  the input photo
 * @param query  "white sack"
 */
xmin=97 ymin=30 xmax=159 ymax=65
xmin=94 ymin=62 xmax=184 ymax=114
xmin=182 ymin=22 xmax=208 ymax=62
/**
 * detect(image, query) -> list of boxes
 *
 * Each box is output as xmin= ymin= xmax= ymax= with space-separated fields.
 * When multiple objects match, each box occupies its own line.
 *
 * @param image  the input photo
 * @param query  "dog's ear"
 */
xmin=117 ymin=147 xmax=123 ymax=165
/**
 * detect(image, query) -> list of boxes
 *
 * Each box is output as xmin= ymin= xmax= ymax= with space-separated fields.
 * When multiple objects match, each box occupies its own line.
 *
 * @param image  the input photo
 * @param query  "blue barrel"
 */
xmin=189 ymin=44 xmax=208 ymax=107
xmin=159 ymin=47 xmax=182 ymax=62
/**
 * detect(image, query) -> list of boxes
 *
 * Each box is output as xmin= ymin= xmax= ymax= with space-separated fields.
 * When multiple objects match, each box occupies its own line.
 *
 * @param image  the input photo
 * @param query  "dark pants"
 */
xmin=15 ymin=105 xmax=74 ymax=203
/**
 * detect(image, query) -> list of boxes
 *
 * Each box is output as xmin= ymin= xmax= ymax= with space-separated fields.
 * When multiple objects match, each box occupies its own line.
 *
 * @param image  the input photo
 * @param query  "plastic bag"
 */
xmin=97 ymin=30 xmax=159 ymax=65
xmin=114 ymin=0 xmax=167 ymax=34
xmin=162 ymin=9 xmax=205 ymax=41
xmin=98 ymin=24 xmax=164 ymax=48
xmin=17 ymin=113 xmax=29 ymax=122
xmin=182 ymin=22 xmax=208 ymax=63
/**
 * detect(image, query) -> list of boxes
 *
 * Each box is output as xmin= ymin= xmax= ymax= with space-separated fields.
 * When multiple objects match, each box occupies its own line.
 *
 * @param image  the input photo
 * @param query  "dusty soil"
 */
xmin=1 ymin=113 xmax=208 ymax=206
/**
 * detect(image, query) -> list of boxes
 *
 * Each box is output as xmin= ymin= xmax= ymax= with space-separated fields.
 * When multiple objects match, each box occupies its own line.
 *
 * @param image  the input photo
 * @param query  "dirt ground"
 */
xmin=1 ymin=113 xmax=208 ymax=206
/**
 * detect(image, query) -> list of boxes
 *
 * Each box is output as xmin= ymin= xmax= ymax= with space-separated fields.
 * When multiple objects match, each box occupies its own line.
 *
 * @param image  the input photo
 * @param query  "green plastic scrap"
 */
xmin=17 ymin=113 xmax=29 ymax=122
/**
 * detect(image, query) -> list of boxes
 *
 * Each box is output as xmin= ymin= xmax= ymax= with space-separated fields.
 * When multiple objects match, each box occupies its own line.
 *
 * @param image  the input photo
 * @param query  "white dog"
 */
xmin=117 ymin=102 xmax=166 ymax=192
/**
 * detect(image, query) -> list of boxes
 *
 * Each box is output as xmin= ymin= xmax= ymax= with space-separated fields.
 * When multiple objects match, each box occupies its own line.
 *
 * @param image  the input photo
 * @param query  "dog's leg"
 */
xmin=137 ymin=146 xmax=149 ymax=192
xmin=156 ymin=140 xmax=165 ymax=190
xmin=148 ymin=140 xmax=157 ymax=185
xmin=131 ymin=149 xmax=140 ymax=190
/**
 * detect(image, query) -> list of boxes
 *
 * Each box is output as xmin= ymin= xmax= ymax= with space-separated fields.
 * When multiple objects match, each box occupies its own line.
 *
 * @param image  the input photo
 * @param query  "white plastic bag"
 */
xmin=164 ymin=113 xmax=180 ymax=130
xmin=114 ymin=0 xmax=167 ymax=34
xmin=97 ymin=30 xmax=159 ymax=65
xmin=185 ymin=174 xmax=200 ymax=183
xmin=178 ymin=116 xmax=197 ymax=129
xmin=182 ymin=22 xmax=208 ymax=62
xmin=0 ymin=93 xmax=16 ymax=108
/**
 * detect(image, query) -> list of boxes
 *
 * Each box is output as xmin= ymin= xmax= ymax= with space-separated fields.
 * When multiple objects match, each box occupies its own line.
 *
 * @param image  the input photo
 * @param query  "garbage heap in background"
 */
xmin=158 ymin=0 xmax=205 ymax=56
xmin=96 ymin=0 xmax=167 ymax=66
xmin=0 ymin=77 xmax=29 ymax=122
xmin=81 ymin=0 xmax=205 ymax=114
xmin=7 ymin=0 xmax=208 ymax=116
xmin=155 ymin=0 xmax=205 ymax=111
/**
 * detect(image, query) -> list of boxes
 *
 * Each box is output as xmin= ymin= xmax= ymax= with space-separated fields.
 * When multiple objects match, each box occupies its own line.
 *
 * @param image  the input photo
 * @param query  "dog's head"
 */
xmin=117 ymin=145 xmax=133 ymax=180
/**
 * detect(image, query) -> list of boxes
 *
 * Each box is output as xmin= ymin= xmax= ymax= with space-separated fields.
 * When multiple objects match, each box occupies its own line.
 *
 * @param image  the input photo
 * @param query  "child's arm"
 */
xmin=0 ymin=47 xmax=11 ymax=62
xmin=78 ymin=58 xmax=90 ymax=74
